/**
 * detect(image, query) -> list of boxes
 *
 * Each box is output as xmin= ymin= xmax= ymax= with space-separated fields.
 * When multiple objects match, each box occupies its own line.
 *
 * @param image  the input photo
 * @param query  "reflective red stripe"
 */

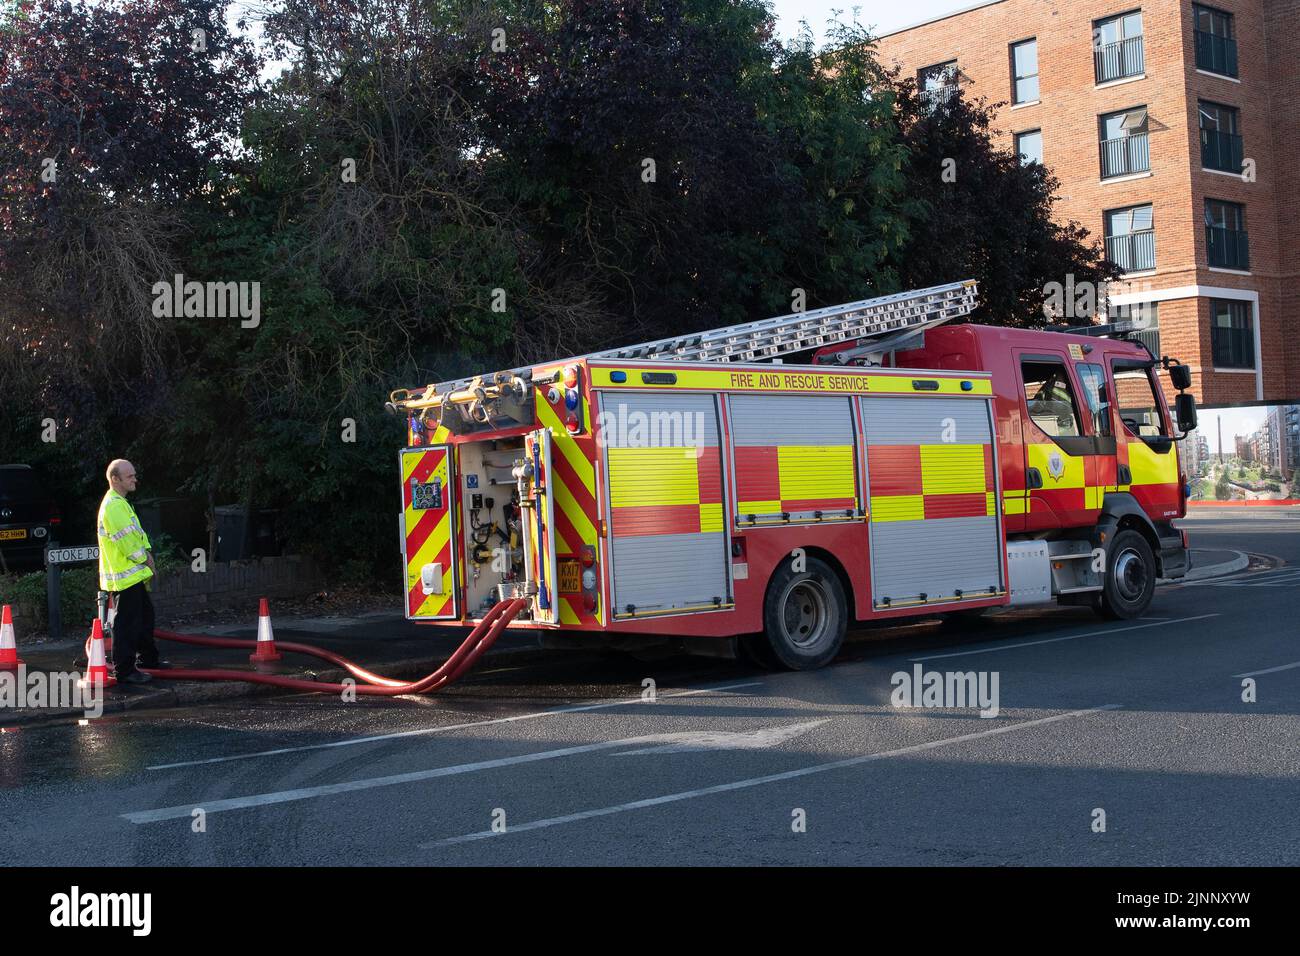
xmin=867 ymin=445 xmax=923 ymax=496
xmin=924 ymin=493 xmax=988 ymax=520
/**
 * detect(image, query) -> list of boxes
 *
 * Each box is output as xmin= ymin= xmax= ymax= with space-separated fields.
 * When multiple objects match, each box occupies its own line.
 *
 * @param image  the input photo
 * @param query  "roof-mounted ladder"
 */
xmin=390 ymin=279 xmax=979 ymax=415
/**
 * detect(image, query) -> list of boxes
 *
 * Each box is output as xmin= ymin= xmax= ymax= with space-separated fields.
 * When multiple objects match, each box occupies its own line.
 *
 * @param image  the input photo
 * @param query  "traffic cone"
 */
xmin=0 ymin=604 xmax=23 ymax=673
xmin=81 ymin=619 xmax=116 ymax=689
xmin=249 ymin=597 xmax=281 ymax=663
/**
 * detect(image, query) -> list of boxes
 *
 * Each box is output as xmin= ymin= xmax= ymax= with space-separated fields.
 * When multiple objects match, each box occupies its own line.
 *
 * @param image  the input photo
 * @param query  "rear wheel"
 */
xmin=758 ymin=557 xmax=847 ymax=670
xmin=1098 ymin=529 xmax=1156 ymax=619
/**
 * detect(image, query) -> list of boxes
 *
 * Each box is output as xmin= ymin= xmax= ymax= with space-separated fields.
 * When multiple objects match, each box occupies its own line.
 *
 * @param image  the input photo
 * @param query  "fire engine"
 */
xmin=386 ymin=280 xmax=1198 ymax=670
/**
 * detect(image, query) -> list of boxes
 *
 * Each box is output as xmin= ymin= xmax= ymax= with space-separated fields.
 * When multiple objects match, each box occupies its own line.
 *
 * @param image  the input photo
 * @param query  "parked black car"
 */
xmin=0 ymin=464 xmax=62 ymax=572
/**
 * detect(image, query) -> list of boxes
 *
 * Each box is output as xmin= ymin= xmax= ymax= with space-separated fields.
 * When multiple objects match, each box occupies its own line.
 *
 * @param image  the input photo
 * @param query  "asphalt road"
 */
xmin=2 ymin=510 xmax=1297 ymax=866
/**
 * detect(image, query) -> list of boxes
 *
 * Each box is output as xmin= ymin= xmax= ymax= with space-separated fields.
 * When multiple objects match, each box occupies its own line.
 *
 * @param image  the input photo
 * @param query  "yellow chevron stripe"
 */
xmin=536 ymin=394 xmax=597 ymax=498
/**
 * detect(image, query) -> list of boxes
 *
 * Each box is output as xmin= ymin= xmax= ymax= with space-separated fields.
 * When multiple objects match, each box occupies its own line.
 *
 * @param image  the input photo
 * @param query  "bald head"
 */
xmin=107 ymin=459 xmax=139 ymax=495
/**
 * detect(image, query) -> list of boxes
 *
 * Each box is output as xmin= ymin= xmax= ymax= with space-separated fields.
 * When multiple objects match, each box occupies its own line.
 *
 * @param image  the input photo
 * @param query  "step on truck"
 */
xmin=386 ymin=280 xmax=1198 ymax=669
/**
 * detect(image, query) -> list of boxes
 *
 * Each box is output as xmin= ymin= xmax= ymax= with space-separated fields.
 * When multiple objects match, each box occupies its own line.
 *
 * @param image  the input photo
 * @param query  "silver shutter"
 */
xmin=602 ymin=392 xmax=729 ymax=617
xmin=861 ymin=396 xmax=1003 ymax=607
xmin=729 ymin=394 xmax=858 ymax=523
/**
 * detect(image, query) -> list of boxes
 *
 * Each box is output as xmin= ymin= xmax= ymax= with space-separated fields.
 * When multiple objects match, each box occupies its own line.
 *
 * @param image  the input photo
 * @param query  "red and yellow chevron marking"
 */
xmin=402 ymin=447 xmax=456 ymax=618
xmin=607 ymin=446 xmax=724 ymax=535
xmin=733 ymin=444 xmax=856 ymax=516
xmin=867 ymin=443 xmax=996 ymax=522
xmin=536 ymin=389 xmax=602 ymax=626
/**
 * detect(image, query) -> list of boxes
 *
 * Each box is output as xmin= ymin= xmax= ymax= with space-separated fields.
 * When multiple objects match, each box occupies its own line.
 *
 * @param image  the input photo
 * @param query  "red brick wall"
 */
xmin=875 ymin=0 xmax=1297 ymax=404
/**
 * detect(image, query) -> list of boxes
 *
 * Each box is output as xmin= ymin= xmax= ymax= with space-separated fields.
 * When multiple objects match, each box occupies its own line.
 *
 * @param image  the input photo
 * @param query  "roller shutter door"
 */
xmin=729 ymin=394 xmax=859 ymax=524
xmin=602 ymin=392 xmax=730 ymax=617
xmin=861 ymin=396 xmax=1003 ymax=608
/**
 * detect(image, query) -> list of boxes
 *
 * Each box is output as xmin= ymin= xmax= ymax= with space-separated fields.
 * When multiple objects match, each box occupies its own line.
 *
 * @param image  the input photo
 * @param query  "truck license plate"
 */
xmin=558 ymin=559 xmax=581 ymax=594
xmin=0 ymin=529 xmax=27 ymax=541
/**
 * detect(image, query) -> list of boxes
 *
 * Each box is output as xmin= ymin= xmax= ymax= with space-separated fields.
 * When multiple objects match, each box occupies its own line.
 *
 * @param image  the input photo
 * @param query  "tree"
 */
xmin=1215 ymin=472 xmax=1231 ymax=501
xmin=0 ymin=0 xmax=258 ymax=533
xmin=890 ymin=84 xmax=1120 ymax=326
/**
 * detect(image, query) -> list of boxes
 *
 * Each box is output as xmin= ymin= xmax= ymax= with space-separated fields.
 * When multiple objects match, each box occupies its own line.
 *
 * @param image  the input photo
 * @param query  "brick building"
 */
xmin=875 ymin=0 xmax=1300 ymax=405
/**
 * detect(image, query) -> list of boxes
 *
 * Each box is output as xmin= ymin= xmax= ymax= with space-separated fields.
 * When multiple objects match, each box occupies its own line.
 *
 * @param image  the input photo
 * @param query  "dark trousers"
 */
xmin=109 ymin=582 xmax=158 ymax=676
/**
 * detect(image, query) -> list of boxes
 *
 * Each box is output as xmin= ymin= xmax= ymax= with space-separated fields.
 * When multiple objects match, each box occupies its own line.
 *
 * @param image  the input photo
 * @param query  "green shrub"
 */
xmin=0 ymin=566 xmax=99 ymax=631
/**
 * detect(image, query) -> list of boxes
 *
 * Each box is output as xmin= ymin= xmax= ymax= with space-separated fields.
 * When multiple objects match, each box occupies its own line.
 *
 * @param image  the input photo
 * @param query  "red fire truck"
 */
xmin=387 ymin=280 xmax=1197 ymax=669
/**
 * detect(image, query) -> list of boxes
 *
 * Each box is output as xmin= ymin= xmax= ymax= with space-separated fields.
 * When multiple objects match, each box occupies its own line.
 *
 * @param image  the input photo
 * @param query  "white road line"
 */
xmin=421 ymin=704 xmax=1122 ymax=848
xmin=145 ymin=680 xmax=765 ymax=771
xmin=1233 ymin=661 xmax=1300 ymax=678
xmin=907 ymin=614 xmax=1220 ymax=662
xmin=124 ymin=715 xmax=813 ymax=824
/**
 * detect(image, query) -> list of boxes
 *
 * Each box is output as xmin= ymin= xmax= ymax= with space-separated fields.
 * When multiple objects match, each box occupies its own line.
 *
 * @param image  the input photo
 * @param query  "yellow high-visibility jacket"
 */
xmin=97 ymin=490 xmax=153 ymax=592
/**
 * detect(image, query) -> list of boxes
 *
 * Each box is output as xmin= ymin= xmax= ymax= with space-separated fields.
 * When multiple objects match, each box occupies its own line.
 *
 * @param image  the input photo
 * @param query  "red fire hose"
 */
xmin=101 ymin=597 xmax=529 ymax=697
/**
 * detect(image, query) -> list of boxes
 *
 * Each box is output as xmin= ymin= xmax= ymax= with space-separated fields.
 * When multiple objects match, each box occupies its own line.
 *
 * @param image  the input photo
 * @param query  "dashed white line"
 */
xmin=907 ymin=615 xmax=1220 ymax=661
xmin=1233 ymin=661 xmax=1300 ymax=678
xmin=421 ymin=704 xmax=1122 ymax=847
xmin=146 ymin=680 xmax=765 ymax=771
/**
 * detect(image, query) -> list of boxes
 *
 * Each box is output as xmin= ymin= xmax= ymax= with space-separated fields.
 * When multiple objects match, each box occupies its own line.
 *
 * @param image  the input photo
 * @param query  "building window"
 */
xmin=1210 ymin=299 xmax=1254 ymax=369
xmin=1199 ymin=101 xmax=1242 ymax=173
xmin=1011 ymin=39 xmax=1039 ymax=103
xmin=1099 ymin=106 xmax=1150 ymax=178
xmin=1205 ymin=198 xmax=1248 ymax=269
xmin=1016 ymin=129 xmax=1043 ymax=166
xmin=1104 ymin=204 xmax=1155 ymax=273
xmin=918 ymin=61 xmax=960 ymax=110
xmin=1194 ymin=4 xmax=1238 ymax=77
xmin=1094 ymin=10 xmax=1144 ymax=84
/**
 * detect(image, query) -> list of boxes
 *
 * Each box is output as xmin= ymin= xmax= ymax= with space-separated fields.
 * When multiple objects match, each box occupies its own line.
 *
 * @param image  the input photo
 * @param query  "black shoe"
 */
xmin=139 ymin=659 xmax=172 ymax=670
xmin=120 ymin=670 xmax=153 ymax=685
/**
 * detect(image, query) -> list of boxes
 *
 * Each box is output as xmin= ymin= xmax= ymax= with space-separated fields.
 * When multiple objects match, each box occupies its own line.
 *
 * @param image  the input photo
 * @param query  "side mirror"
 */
xmin=1169 ymin=364 xmax=1192 ymax=391
xmin=1176 ymin=393 xmax=1197 ymax=434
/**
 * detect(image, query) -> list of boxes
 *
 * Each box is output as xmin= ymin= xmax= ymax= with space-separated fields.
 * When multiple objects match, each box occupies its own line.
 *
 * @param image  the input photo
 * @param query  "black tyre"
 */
xmin=1098 ymin=529 xmax=1156 ymax=620
xmin=759 ymin=557 xmax=847 ymax=670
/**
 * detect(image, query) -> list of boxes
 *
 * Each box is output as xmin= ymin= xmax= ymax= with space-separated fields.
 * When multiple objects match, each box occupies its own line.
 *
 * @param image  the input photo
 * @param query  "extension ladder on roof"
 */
xmin=417 ymin=280 xmax=979 ymax=402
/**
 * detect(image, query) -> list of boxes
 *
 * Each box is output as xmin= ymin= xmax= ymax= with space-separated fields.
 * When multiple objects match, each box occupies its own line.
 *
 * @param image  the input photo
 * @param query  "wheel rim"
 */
xmin=779 ymin=578 xmax=829 ymax=648
xmin=1113 ymin=547 xmax=1148 ymax=602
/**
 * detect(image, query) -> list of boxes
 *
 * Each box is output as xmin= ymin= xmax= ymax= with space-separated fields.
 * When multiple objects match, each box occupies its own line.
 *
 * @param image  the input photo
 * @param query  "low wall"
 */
xmin=151 ymin=555 xmax=325 ymax=618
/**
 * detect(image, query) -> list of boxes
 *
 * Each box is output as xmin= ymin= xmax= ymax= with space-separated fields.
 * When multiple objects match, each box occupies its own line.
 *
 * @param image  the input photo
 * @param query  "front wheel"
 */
xmin=1098 ymin=529 xmax=1156 ymax=620
xmin=758 ymin=557 xmax=847 ymax=670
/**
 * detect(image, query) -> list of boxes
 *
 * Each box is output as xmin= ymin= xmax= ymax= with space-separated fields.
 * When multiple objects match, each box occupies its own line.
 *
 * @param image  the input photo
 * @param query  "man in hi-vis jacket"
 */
xmin=98 ymin=460 xmax=163 ymax=684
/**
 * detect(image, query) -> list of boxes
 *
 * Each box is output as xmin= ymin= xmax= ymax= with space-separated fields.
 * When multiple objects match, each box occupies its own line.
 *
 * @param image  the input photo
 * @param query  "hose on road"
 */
xmin=118 ymin=597 xmax=528 ymax=697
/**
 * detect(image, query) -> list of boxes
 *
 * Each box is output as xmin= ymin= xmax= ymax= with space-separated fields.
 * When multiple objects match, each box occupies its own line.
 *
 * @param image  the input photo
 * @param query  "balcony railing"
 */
xmin=1206 ymin=225 xmax=1249 ymax=269
xmin=1105 ymin=229 xmax=1156 ymax=273
xmin=1195 ymin=30 xmax=1238 ymax=77
xmin=919 ymin=85 xmax=959 ymax=111
xmin=1132 ymin=327 xmax=1160 ymax=357
xmin=1100 ymin=133 xmax=1150 ymax=178
xmin=1095 ymin=35 xmax=1144 ymax=84
xmin=1201 ymin=129 xmax=1243 ymax=173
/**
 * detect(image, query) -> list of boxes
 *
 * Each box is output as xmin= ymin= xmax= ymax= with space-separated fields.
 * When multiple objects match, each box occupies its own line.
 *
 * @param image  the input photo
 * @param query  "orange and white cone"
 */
xmin=81 ymin=618 xmax=116 ymax=689
xmin=249 ymin=597 xmax=282 ymax=663
xmin=0 ymin=604 xmax=23 ymax=673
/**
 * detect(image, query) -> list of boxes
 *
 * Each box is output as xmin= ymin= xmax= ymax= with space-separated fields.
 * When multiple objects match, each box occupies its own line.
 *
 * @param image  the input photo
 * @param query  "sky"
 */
xmin=767 ymin=0 xmax=974 ymax=45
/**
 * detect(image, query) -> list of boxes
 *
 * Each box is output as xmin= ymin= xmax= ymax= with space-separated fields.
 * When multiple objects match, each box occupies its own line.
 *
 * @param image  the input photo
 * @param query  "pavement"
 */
xmin=0 ymin=546 xmax=1256 ymax=727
